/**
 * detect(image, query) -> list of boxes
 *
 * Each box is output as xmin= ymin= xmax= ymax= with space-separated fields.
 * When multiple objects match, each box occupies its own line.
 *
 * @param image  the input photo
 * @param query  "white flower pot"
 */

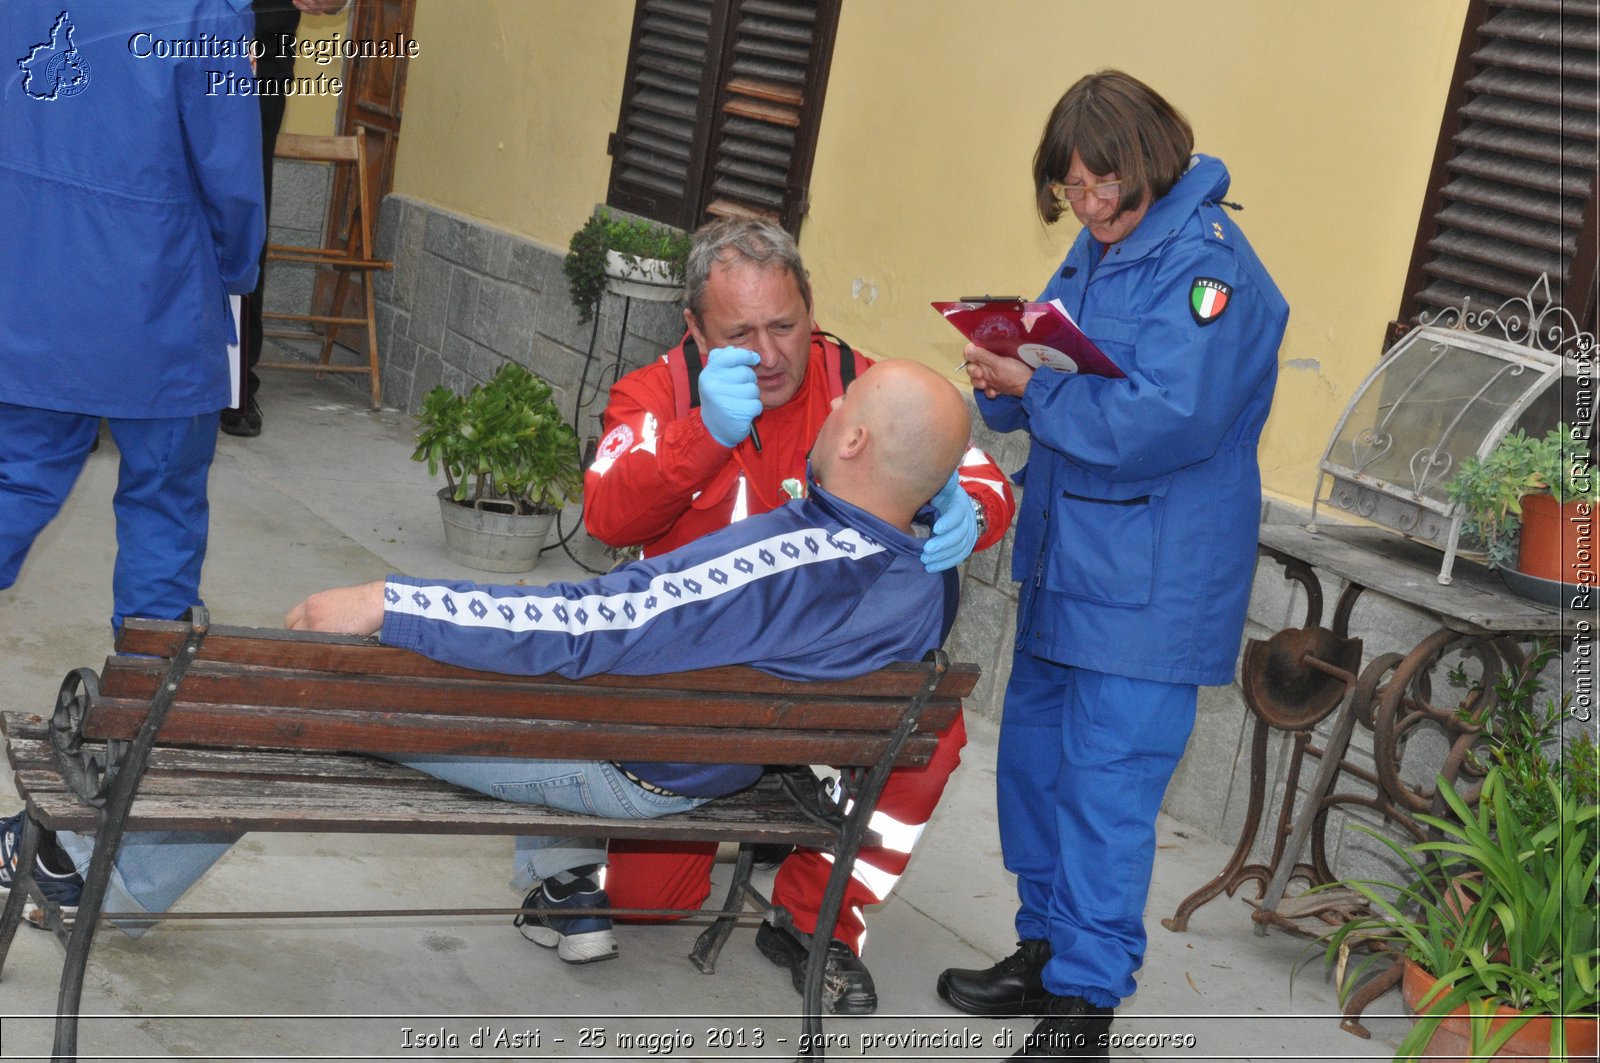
xmin=604 ymin=250 xmax=682 ymax=302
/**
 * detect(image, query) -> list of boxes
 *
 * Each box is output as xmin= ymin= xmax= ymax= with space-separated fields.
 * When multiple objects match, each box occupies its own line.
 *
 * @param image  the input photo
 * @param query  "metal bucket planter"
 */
xmin=436 ymin=487 xmax=556 ymax=573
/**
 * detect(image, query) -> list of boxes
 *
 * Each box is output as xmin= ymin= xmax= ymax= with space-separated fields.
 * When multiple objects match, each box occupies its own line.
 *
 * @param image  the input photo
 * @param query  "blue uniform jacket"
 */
xmin=382 ymin=482 xmax=960 ymax=797
xmin=0 ymin=0 xmax=264 ymax=418
xmin=977 ymin=155 xmax=1288 ymax=686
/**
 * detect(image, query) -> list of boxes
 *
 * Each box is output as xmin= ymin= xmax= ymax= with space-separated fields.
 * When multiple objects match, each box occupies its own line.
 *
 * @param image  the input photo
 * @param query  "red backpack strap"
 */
xmin=665 ymin=332 xmax=706 ymax=421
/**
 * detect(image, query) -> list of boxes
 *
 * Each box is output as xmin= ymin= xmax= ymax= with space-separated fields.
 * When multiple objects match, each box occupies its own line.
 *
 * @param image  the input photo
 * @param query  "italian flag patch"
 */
xmin=1190 ymin=277 xmax=1232 ymax=325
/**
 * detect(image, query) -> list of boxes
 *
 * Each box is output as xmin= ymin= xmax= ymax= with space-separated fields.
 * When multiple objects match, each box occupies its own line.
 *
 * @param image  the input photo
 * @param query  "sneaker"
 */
xmin=756 ymin=919 xmax=878 ymax=1016
xmin=0 ymin=812 xmax=82 ymax=927
xmin=1011 ymin=994 xmax=1113 ymax=1060
xmin=513 ymin=865 xmax=618 ymax=964
xmin=219 ymin=398 xmax=262 ymax=438
xmin=938 ymin=938 xmax=1053 ymax=1016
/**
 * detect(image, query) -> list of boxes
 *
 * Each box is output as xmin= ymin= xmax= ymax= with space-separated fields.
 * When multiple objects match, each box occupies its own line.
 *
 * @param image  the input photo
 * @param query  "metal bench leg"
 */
xmin=796 ymin=655 xmax=948 ymax=1061
xmin=689 ymin=844 xmax=757 ymax=974
xmin=0 ymin=810 xmax=46 ymax=977
xmin=52 ymin=813 xmax=125 ymax=1063
xmin=795 ymin=772 xmax=892 ymax=1061
xmin=795 ymin=853 xmax=859 ymax=1061
xmin=49 ymin=610 xmax=210 ymax=1061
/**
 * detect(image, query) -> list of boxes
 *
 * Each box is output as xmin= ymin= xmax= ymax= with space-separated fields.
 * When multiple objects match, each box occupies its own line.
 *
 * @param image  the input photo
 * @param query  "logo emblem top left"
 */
xmin=19 ymin=11 xmax=92 ymax=101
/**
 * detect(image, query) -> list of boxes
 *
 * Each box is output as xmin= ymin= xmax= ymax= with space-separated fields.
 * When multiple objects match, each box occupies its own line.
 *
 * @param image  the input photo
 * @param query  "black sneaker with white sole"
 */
xmin=0 ymin=811 xmax=82 ymax=928
xmin=513 ymin=864 xmax=618 ymax=964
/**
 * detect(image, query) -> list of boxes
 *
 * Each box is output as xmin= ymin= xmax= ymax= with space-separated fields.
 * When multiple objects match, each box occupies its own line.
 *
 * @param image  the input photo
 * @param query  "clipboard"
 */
xmin=933 ymin=297 xmax=1125 ymax=378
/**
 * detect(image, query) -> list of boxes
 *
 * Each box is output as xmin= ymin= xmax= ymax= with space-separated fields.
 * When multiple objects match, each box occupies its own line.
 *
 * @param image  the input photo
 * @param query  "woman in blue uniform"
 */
xmin=938 ymin=71 xmax=1289 ymax=1058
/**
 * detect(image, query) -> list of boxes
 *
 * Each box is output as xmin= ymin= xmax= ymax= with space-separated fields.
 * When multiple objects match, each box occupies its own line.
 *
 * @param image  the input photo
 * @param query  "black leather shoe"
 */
xmin=755 ymin=920 xmax=877 ymax=1016
xmin=750 ymin=843 xmax=794 ymax=870
xmin=938 ymin=938 xmax=1052 ymax=1017
xmin=220 ymin=398 xmax=262 ymax=438
xmin=1011 ymin=994 xmax=1113 ymax=1059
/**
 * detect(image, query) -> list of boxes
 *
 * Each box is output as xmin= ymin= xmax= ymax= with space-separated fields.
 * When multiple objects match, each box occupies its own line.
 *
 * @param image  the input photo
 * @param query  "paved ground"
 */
xmin=0 ymin=369 xmax=1413 ymax=1061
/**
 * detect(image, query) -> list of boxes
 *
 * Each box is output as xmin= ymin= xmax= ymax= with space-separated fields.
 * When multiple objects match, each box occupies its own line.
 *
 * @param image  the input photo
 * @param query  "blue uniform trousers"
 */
xmin=997 ymin=650 xmax=1197 ymax=1006
xmin=0 ymin=403 xmax=218 ymax=631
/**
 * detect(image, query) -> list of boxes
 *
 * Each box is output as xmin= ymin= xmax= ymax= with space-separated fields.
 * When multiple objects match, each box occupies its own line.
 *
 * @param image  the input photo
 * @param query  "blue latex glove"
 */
xmin=698 ymin=346 xmax=764 ymax=447
xmin=922 ymin=471 xmax=979 ymax=573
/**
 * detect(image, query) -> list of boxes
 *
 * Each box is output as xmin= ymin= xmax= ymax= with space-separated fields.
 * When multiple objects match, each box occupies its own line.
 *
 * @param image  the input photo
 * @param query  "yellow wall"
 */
xmin=359 ymin=0 xmax=1469 ymax=506
xmin=804 ymin=0 xmax=1468 ymax=504
xmin=387 ymin=0 xmax=634 ymax=247
xmin=281 ymin=9 xmax=356 ymax=137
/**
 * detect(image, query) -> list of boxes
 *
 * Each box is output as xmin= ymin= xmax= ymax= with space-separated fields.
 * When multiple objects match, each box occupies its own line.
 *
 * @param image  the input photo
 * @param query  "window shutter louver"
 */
xmin=607 ymin=0 xmax=839 ymax=237
xmin=1394 ymin=0 xmax=1599 ymax=342
xmin=606 ymin=0 xmax=724 ymax=230
xmin=701 ymin=0 xmax=838 ymax=231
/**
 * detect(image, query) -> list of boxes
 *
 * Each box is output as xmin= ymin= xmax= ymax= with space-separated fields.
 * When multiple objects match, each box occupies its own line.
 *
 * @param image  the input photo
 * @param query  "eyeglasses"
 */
xmin=1051 ymin=179 xmax=1122 ymax=204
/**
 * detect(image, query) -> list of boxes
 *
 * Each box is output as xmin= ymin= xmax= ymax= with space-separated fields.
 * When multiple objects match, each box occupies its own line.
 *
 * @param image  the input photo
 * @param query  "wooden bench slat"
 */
xmin=78 ymin=701 xmax=941 ymax=767
xmin=5 ymin=709 xmax=874 ymax=848
xmin=12 ymin=770 xmax=853 ymax=846
xmin=114 ymin=621 xmax=981 ymax=700
xmin=4 ymin=714 xmax=426 ymax=783
xmin=95 ymin=658 xmax=963 ymax=733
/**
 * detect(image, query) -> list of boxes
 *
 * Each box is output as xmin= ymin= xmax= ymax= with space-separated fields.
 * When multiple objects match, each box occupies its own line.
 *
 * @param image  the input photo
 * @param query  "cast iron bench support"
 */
xmin=0 ymin=612 xmax=976 ymax=1062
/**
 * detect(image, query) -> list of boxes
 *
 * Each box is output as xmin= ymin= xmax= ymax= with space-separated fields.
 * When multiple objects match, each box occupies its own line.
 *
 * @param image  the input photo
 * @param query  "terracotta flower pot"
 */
xmin=1401 ymin=959 xmax=1598 ymax=1061
xmin=1517 ymin=493 xmax=1593 ymax=584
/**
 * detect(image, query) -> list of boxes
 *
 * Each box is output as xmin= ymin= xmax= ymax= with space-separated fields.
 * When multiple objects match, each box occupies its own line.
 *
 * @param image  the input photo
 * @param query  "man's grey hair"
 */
xmin=684 ymin=217 xmax=812 ymax=319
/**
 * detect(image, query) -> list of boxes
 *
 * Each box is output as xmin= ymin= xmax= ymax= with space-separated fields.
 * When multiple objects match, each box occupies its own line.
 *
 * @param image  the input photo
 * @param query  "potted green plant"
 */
xmin=412 ymin=362 xmax=583 ymax=572
xmin=562 ymin=207 xmax=691 ymax=324
xmin=1316 ymin=651 xmax=1599 ymax=1061
xmin=1455 ymin=641 xmax=1599 ymax=875
xmin=1446 ymin=422 xmax=1595 ymax=589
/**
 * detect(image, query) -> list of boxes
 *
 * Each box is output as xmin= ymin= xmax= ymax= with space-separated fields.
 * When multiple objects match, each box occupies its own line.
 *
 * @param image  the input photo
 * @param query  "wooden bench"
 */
xmin=0 ymin=611 xmax=978 ymax=1062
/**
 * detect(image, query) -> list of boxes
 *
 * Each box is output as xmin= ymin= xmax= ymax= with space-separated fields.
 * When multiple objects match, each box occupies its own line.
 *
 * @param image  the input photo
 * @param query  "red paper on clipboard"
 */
xmin=933 ymin=298 xmax=1125 ymax=378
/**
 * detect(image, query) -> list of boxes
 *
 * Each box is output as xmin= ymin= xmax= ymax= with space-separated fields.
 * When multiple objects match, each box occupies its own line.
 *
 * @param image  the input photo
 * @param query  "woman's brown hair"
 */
xmin=1032 ymin=70 xmax=1194 ymax=224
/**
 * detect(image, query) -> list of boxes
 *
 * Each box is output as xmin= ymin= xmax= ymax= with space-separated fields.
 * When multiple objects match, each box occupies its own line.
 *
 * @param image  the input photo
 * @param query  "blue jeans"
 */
xmin=56 ymin=756 xmax=707 ymax=933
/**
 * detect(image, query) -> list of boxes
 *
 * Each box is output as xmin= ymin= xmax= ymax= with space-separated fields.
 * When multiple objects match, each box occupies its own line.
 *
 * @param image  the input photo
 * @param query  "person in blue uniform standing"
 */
xmin=936 ymin=71 xmax=1288 ymax=1059
xmin=0 ymin=0 xmax=265 ymax=634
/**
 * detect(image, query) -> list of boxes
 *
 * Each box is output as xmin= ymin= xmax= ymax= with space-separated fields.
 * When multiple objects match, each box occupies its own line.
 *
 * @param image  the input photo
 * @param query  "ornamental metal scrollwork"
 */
xmin=49 ymin=667 xmax=125 ymax=808
xmin=1408 ymin=447 xmax=1453 ymax=496
xmin=1419 ymin=273 xmax=1596 ymax=362
xmin=1348 ymin=428 xmax=1393 ymax=472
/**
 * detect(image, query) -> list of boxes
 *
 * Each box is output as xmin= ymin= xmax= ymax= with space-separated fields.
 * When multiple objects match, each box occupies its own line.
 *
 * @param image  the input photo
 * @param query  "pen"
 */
xmin=749 ymin=421 xmax=762 ymax=452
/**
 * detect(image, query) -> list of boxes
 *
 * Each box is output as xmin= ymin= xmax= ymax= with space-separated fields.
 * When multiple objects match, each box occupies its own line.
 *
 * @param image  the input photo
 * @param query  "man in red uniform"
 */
xmin=580 ymin=217 xmax=1014 ymax=1014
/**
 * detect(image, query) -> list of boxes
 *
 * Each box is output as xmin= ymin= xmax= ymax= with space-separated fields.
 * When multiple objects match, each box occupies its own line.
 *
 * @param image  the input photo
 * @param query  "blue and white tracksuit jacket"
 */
xmin=383 ymin=482 xmax=960 ymax=797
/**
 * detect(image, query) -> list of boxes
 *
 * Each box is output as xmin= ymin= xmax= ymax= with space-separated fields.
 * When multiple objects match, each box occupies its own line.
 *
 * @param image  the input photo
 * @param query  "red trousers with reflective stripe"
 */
xmin=605 ymin=712 xmax=967 ymax=953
